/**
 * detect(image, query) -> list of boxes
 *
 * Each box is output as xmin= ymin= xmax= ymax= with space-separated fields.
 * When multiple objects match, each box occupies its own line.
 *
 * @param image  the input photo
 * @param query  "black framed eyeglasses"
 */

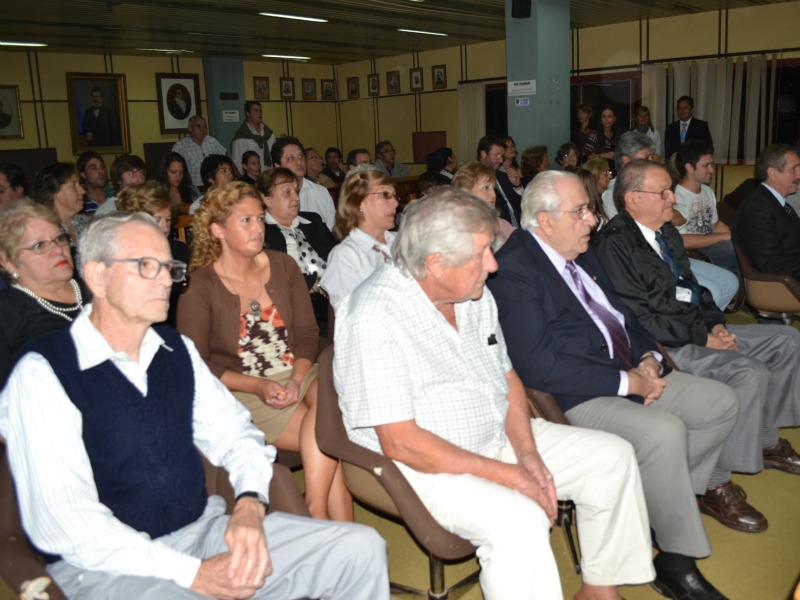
xmin=20 ymin=232 xmax=71 ymax=255
xmin=101 ymin=257 xmax=187 ymax=282
xmin=634 ymin=188 xmax=673 ymax=200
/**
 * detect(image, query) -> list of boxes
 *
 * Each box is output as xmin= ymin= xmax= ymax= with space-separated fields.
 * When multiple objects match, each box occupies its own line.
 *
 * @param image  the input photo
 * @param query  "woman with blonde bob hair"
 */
xmin=320 ymin=167 xmax=398 ymax=311
xmin=452 ymin=161 xmax=514 ymax=250
xmin=177 ymin=181 xmax=352 ymax=521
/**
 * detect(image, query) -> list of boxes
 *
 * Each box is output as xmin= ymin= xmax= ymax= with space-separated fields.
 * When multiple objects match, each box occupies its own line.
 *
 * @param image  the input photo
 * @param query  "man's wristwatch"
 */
xmin=640 ymin=351 xmax=665 ymax=376
xmin=235 ymin=491 xmax=269 ymax=513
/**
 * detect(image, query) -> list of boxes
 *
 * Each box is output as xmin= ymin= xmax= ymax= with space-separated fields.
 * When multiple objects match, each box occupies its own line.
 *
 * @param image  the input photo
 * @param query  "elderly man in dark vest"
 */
xmin=0 ymin=212 xmax=388 ymax=599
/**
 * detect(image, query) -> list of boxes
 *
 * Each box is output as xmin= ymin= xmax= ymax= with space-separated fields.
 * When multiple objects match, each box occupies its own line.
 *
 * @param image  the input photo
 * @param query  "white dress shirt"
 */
xmin=320 ymin=228 xmax=396 ymax=312
xmin=0 ymin=307 xmax=275 ymax=588
xmin=299 ymin=180 xmax=336 ymax=230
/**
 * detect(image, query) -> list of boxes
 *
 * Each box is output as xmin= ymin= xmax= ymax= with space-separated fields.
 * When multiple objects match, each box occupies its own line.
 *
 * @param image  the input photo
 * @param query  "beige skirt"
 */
xmin=232 ymin=364 xmax=319 ymax=443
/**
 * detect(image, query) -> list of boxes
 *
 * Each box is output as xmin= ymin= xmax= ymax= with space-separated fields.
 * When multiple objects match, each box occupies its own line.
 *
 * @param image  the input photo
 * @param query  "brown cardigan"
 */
xmin=177 ymin=250 xmax=319 ymax=379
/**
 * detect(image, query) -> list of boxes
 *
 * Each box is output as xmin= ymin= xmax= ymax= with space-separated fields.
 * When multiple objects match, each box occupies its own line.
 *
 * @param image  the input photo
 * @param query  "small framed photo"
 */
xmin=302 ymin=78 xmax=316 ymax=101
xmin=280 ymin=77 xmax=295 ymax=100
xmin=347 ymin=77 xmax=359 ymax=100
xmin=156 ymin=73 xmax=201 ymax=134
xmin=321 ymin=79 xmax=335 ymax=101
xmin=432 ymin=64 xmax=447 ymax=90
xmin=367 ymin=74 xmax=379 ymax=97
xmin=410 ymin=68 xmax=423 ymax=92
xmin=387 ymin=70 xmax=400 ymax=95
xmin=67 ymin=72 xmax=130 ymax=153
xmin=253 ymin=77 xmax=269 ymax=100
xmin=0 ymin=85 xmax=23 ymax=139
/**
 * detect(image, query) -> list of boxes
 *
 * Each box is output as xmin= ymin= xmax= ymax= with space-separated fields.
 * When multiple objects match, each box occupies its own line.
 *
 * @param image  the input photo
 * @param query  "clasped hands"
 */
xmin=628 ymin=356 xmax=666 ymax=406
xmin=706 ymin=324 xmax=737 ymax=351
xmin=259 ymin=378 xmax=301 ymax=409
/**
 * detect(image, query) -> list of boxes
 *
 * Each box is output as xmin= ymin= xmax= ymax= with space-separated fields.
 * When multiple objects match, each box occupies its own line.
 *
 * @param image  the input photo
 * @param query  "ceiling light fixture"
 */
xmin=0 ymin=41 xmax=48 ymax=47
xmin=397 ymin=28 xmax=448 ymax=36
xmin=137 ymin=48 xmax=194 ymax=54
xmin=262 ymin=54 xmax=311 ymax=61
xmin=258 ymin=12 xmax=328 ymax=23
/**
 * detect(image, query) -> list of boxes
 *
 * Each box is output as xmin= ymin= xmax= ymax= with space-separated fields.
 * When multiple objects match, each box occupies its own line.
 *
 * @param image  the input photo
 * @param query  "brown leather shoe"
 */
xmin=763 ymin=438 xmax=800 ymax=474
xmin=697 ymin=481 xmax=767 ymax=533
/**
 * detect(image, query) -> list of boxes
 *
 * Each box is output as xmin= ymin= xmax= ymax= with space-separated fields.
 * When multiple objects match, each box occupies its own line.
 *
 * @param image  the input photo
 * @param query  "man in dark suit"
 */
xmin=477 ymin=135 xmax=520 ymax=226
xmin=664 ymin=96 xmax=713 ymax=159
xmin=593 ymin=159 xmax=800 ymax=533
xmin=82 ymin=87 xmax=120 ymax=147
xmin=489 ymin=170 xmax=739 ymax=600
xmin=733 ymin=143 xmax=800 ymax=280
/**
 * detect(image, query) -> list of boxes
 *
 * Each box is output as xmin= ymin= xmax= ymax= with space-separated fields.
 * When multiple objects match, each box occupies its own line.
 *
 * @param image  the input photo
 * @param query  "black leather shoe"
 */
xmin=652 ymin=555 xmax=728 ymax=600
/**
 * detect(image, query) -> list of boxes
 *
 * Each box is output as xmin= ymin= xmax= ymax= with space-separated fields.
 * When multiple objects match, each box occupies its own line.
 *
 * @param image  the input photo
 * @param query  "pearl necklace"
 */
xmin=13 ymin=279 xmax=83 ymax=322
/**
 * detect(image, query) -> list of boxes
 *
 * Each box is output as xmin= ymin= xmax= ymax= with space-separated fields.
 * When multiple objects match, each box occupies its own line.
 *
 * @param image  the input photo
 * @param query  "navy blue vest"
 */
xmin=28 ymin=325 xmax=207 ymax=540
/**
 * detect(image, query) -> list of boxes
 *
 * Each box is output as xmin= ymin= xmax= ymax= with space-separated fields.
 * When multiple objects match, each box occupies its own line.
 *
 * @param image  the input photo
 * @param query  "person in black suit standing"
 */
xmin=664 ymin=96 xmax=713 ymax=160
xmin=489 ymin=170 xmax=739 ymax=600
xmin=734 ymin=143 xmax=800 ymax=280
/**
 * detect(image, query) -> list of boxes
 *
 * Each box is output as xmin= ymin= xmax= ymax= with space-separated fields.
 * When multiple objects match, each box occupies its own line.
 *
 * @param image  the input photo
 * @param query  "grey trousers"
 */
xmin=566 ymin=370 xmax=739 ymax=558
xmin=670 ymin=324 xmax=800 ymax=473
xmin=47 ymin=497 xmax=389 ymax=600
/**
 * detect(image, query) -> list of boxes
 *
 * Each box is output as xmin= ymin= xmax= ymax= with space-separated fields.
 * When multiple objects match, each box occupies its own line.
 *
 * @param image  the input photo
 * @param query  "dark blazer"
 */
xmin=733 ymin=183 xmax=800 ymax=280
xmin=488 ymin=228 xmax=663 ymax=413
xmin=494 ymin=170 xmax=521 ymax=224
xmin=592 ymin=212 xmax=724 ymax=348
xmin=265 ymin=211 xmax=337 ymax=278
xmin=664 ymin=117 xmax=713 ymax=159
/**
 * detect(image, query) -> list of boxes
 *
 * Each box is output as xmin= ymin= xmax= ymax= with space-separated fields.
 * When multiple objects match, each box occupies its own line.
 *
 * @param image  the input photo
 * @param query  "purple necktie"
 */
xmin=566 ymin=261 xmax=632 ymax=370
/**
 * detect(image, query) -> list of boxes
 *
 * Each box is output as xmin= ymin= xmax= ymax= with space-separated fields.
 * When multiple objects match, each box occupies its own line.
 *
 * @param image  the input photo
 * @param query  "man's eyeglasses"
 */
xmin=634 ymin=188 xmax=673 ymax=200
xmin=20 ymin=232 xmax=71 ymax=255
xmin=125 ymin=169 xmax=145 ymax=177
xmin=101 ymin=257 xmax=187 ymax=282
xmin=548 ymin=204 xmax=592 ymax=220
xmin=368 ymin=191 xmax=399 ymax=201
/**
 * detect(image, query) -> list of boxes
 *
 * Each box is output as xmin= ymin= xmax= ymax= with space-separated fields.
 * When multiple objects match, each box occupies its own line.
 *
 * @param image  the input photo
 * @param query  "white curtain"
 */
xmin=457 ymin=82 xmax=486 ymax=165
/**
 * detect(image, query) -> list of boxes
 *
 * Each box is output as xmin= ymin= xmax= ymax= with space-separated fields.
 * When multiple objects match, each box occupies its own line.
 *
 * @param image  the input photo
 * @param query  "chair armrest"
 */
xmin=525 ymin=388 xmax=570 ymax=425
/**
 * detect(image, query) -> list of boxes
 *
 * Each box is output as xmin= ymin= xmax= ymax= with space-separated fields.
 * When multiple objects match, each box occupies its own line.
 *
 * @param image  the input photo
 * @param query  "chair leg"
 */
xmin=557 ymin=501 xmax=582 ymax=575
xmin=429 ymin=554 xmax=448 ymax=599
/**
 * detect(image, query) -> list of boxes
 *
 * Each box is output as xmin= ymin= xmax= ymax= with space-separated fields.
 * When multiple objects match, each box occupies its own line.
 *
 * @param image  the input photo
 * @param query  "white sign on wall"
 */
xmin=508 ymin=80 xmax=536 ymax=96
xmin=222 ymin=110 xmax=240 ymax=123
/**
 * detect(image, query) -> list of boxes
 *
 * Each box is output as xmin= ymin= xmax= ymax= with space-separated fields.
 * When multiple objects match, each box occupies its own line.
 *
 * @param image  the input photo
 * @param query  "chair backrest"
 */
xmin=733 ymin=242 xmax=800 ymax=312
xmin=174 ymin=214 xmax=193 ymax=245
xmin=315 ymin=345 xmax=476 ymax=561
xmin=525 ymin=388 xmax=570 ymax=424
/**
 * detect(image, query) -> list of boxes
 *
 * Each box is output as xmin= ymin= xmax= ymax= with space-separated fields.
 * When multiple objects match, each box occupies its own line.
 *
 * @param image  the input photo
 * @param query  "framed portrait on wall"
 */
xmin=280 ymin=78 xmax=295 ymax=100
xmin=0 ymin=85 xmax=23 ymax=139
xmin=302 ymin=78 xmax=316 ymax=101
xmin=347 ymin=77 xmax=359 ymax=100
xmin=66 ymin=73 xmax=130 ymax=154
xmin=432 ymin=64 xmax=447 ymax=90
xmin=321 ymin=79 xmax=335 ymax=101
xmin=367 ymin=74 xmax=379 ymax=97
xmin=387 ymin=70 xmax=400 ymax=95
xmin=253 ymin=77 xmax=270 ymax=100
xmin=155 ymin=73 xmax=201 ymax=134
xmin=410 ymin=68 xmax=423 ymax=92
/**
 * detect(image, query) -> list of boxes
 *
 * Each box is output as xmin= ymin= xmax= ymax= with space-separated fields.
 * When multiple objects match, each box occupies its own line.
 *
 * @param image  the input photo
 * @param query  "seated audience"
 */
xmin=478 ymin=135 xmax=520 ymax=226
xmin=115 ymin=181 xmax=190 ymax=327
xmin=94 ymin=154 xmax=147 ymax=216
xmin=346 ymin=148 xmax=372 ymax=170
xmin=520 ymin=145 xmax=549 ymax=188
xmin=426 ymin=146 xmax=457 ymax=180
xmin=583 ymin=157 xmax=612 ymax=198
xmin=272 ymin=137 xmax=336 ymax=230
xmin=488 ymin=169 xmax=739 ymax=600
xmin=158 ymin=151 xmax=199 ymax=206
xmin=256 ymin=167 xmax=337 ymax=336
xmin=374 ymin=140 xmax=408 ymax=178
xmin=418 ymin=171 xmax=450 ymax=197
xmin=239 ymin=150 xmax=262 ymax=185
xmin=322 ymin=146 xmax=346 ymax=181
xmin=734 ymin=143 xmax=800 ymax=281
xmin=0 ymin=163 xmax=30 ymax=207
xmin=672 ymin=141 xmax=738 ymax=276
xmin=0 ymin=201 xmax=87 ymax=387
xmin=31 ymin=163 xmax=91 ymax=254
xmin=0 ymin=211 xmax=386 ymax=599
xmin=76 ymin=151 xmax=113 ymax=214
xmin=554 ymin=142 xmax=579 ymax=170
xmin=177 ymin=182 xmax=352 ymax=521
xmin=172 ymin=115 xmax=228 ymax=187
xmin=304 ymin=147 xmax=336 ymax=188
xmin=594 ymin=160 xmax=800 ymax=528
xmin=575 ymin=167 xmax=608 ymax=227
xmin=336 ymin=188 xmax=655 ymax=600
xmin=320 ymin=168 xmax=397 ymax=311
xmin=188 ymin=154 xmax=236 ymax=214
xmin=452 ymin=161 xmax=515 ymax=250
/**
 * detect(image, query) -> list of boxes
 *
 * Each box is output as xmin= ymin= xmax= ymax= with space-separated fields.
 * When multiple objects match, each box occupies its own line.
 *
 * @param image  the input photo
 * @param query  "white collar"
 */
xmin=264 ymin=210 xmax=310 ymax=229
